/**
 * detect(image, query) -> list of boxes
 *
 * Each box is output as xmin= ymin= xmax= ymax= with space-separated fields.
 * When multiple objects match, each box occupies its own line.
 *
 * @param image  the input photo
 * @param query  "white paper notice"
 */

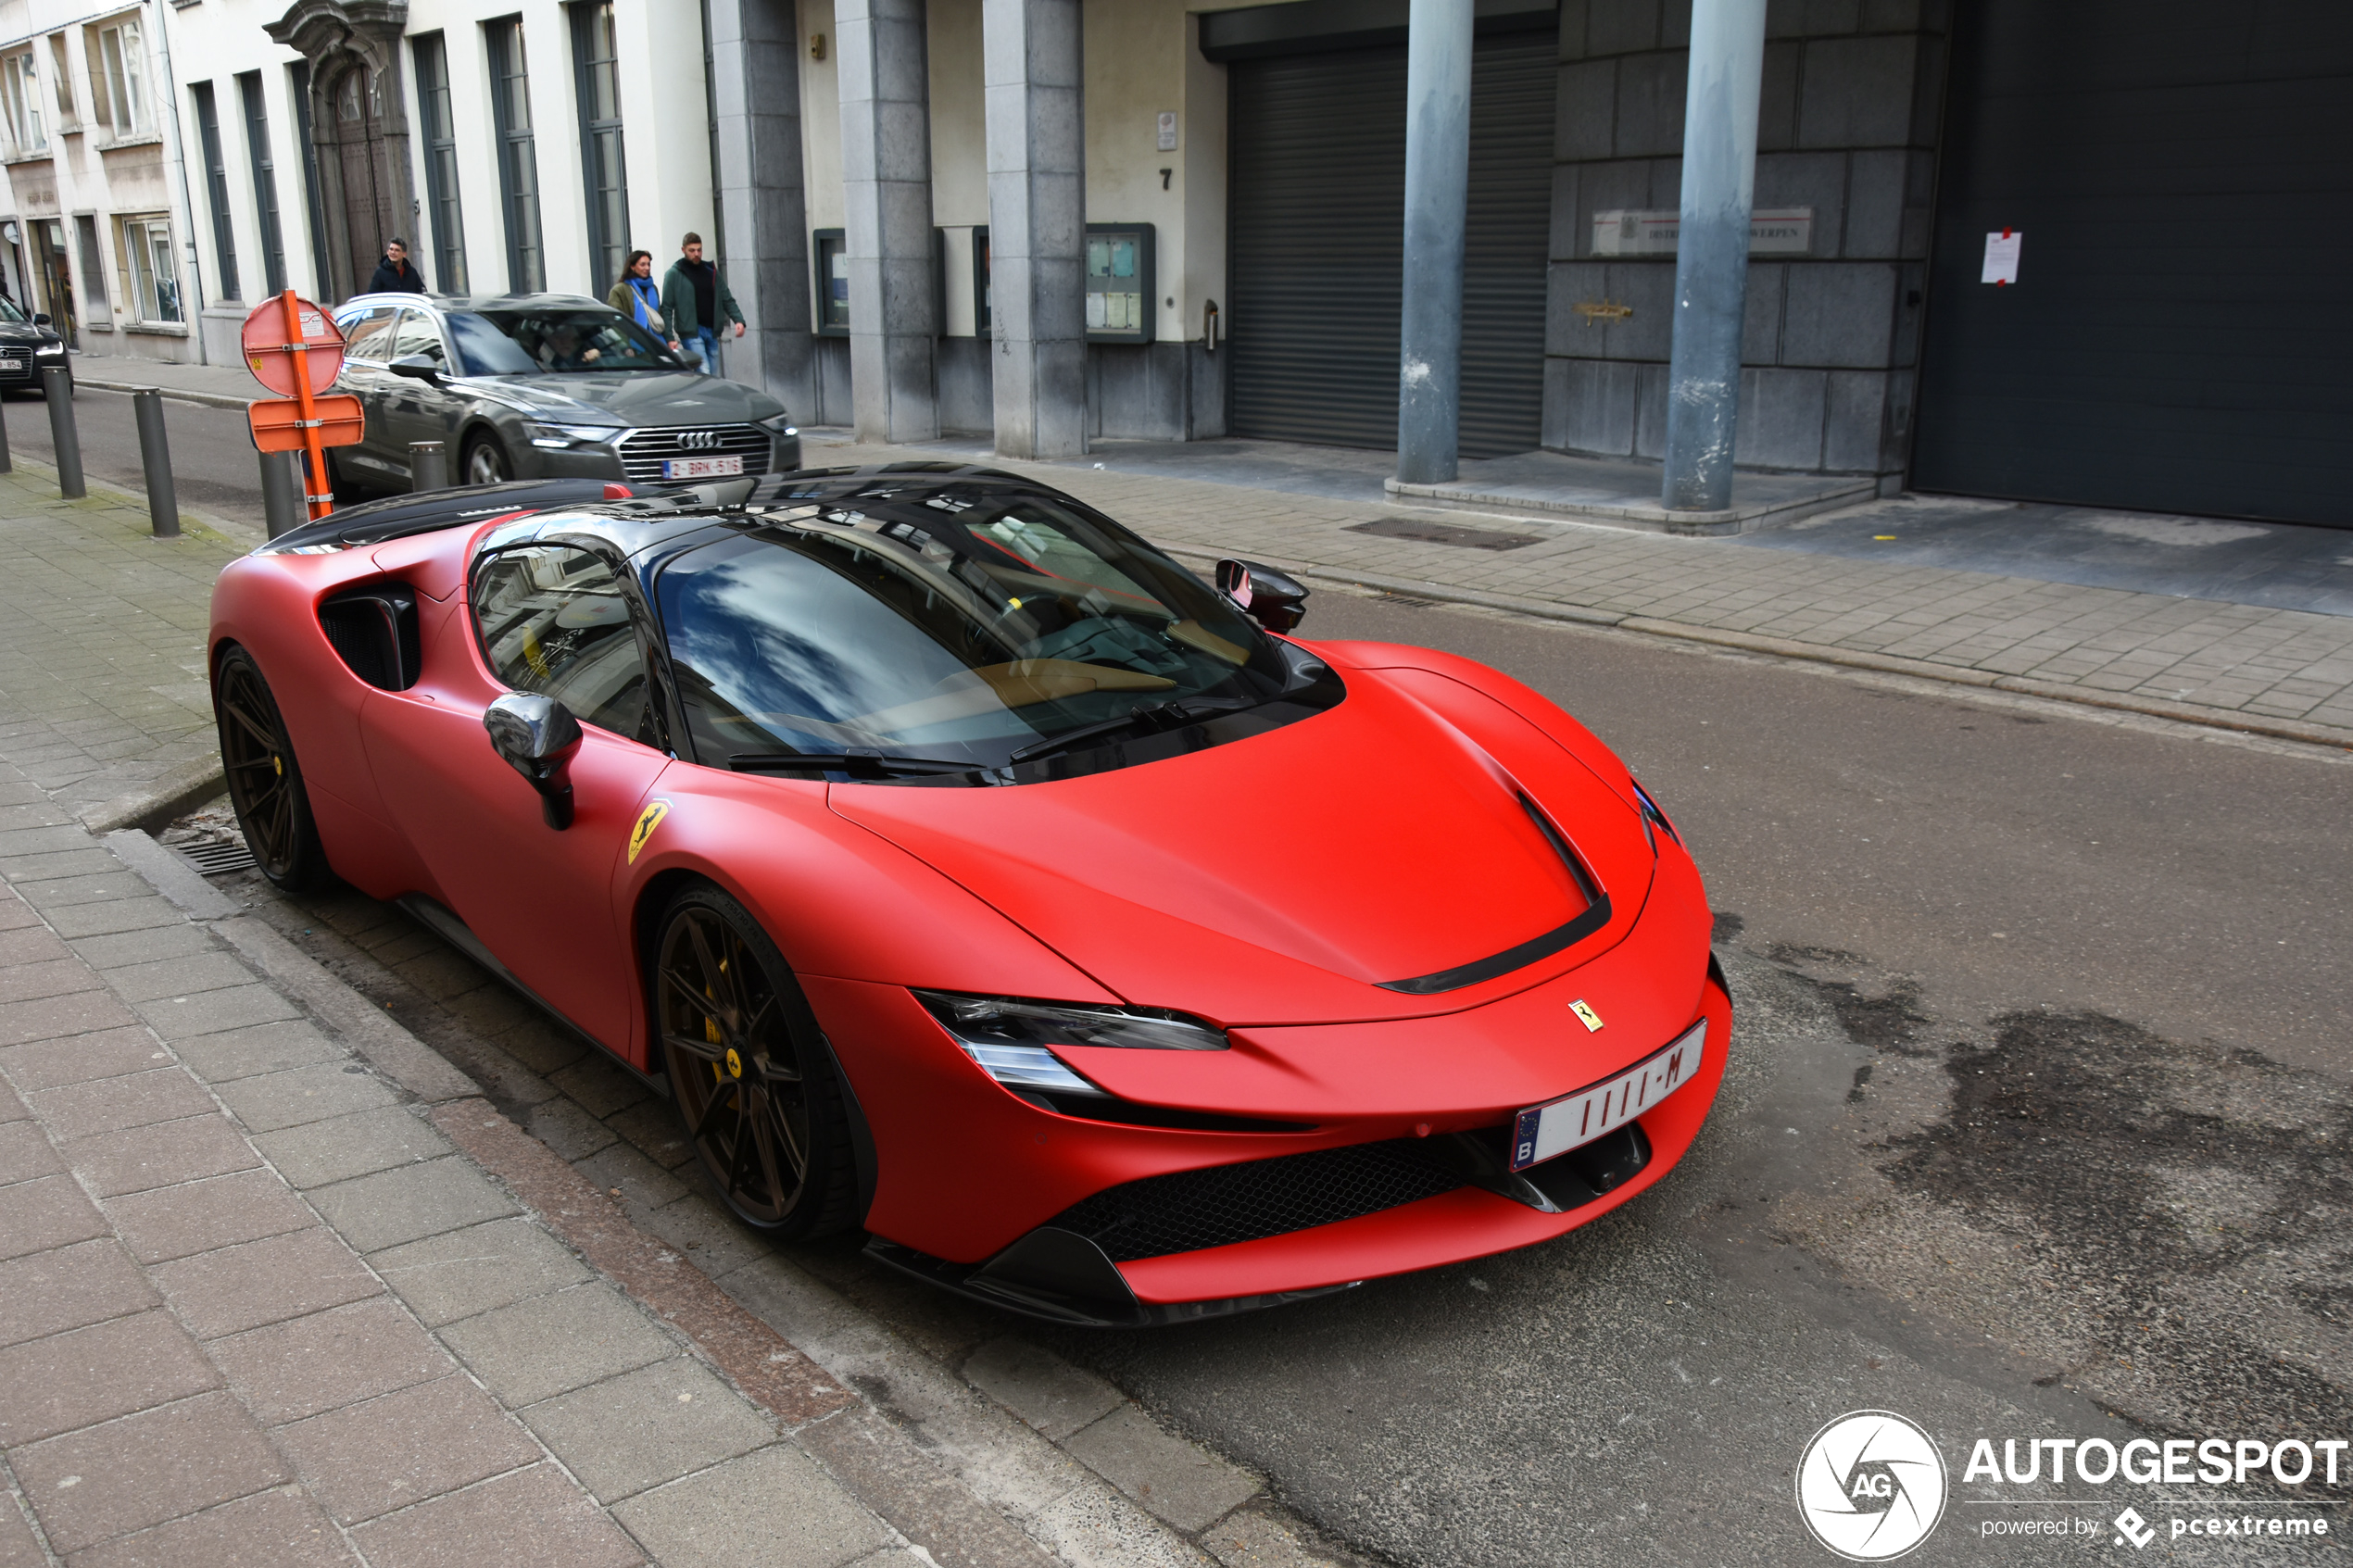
xmin=1982 ymin=231 xmax=2022 ymax=284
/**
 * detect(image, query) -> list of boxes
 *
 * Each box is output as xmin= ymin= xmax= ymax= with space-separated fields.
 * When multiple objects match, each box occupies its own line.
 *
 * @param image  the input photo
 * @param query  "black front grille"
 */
xmin=0 ymin=349 xmax=34 ymax=383
xmin=1051 ymin=1141 xmax=1466 ymax=1262
xmin=615 ymin=424 xmax=773 ymax=484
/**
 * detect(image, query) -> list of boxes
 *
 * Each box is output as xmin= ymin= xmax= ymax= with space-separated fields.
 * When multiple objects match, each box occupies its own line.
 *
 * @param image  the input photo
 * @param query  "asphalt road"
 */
xmin=207 ymin=583 xmax=2353 ymax=1565
xmin=3 ymin=384 xmax=271 ymax=527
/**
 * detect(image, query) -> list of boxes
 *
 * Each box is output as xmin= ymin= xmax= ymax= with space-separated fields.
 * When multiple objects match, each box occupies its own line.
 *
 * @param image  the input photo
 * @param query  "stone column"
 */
xmin=1396 ymin=0 xmax=1473 ymax=485
xmin=1660 ymin=0 xmax=1768 ymax=513
xmin=837 ymin=0 xmax=939 ymax=444
xmin=982 ymin=0 xmax=1085 ymax=460
xmin=709 ymin=0 xmax=816 ymax=418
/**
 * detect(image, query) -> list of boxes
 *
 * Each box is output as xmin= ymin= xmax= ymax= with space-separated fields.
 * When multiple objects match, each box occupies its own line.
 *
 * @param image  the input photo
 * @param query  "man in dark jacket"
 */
xmin=367 ymin=238 xmax=426 ymax=295
xmin=661 ymin=233 xmax=743 ymax=375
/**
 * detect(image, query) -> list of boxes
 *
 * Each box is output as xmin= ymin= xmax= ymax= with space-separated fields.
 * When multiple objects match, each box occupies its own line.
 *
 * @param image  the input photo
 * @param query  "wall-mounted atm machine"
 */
xmin=1084 ymin=223 xmax=1153 ymax=345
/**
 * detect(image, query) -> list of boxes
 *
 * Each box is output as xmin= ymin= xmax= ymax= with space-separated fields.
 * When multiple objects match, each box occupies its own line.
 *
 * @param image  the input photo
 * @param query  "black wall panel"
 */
xmin=1912 ymin=2 xmax=2353 ymax=526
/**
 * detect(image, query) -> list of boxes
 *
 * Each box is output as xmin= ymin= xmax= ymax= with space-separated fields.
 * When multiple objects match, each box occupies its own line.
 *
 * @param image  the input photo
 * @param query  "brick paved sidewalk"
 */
xmin=0 ymin=788 xmax=941 ymax=1568
xmin=809 ymin=437 xmax=2353 ymax=748
xmin=0 ymin=467 xmax=247 ymax=828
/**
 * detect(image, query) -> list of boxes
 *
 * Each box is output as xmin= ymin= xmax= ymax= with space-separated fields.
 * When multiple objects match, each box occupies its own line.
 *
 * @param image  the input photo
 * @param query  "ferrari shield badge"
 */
xmin=627 ymin=799 xmax=672 ymax=865
xmin=1570 ymin=999 xmax=1604 ymax=1032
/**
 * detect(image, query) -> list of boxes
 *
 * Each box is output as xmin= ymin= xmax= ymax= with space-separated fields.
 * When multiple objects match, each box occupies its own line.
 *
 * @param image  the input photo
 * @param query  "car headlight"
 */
xmin=525 ymin=421 xmax=623 ymax=448
xmin=33 ymin=341 xmax=65 ymax=356
xmin=1629 ymin=776 xmax=1679 ymax=849
xmin=757 ymin=414 xmax=799 ymax=437
xmin=916 ymin=990 xmax=1228 ymax=1099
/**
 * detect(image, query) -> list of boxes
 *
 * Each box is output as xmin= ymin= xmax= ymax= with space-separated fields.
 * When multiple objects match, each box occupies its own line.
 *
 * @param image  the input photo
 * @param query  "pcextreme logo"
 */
xmin=1796 ymin=1411 xmax=1950 ymax=1561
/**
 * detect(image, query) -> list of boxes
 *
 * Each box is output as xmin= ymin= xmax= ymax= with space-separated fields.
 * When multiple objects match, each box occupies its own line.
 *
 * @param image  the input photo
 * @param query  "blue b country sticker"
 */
xmin=628 ymin=799 xmax=672 ymax=864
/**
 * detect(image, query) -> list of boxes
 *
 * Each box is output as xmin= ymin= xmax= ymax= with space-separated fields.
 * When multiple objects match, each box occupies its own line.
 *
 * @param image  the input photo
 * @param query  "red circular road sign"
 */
xmin=241 ymin=295 xmax=345 ymax=396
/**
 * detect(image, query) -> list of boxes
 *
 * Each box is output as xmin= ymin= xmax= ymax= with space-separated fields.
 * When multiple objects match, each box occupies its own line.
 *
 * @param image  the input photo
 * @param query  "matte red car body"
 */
xmin=210 ymin=503 xmax=1727 ymax=1311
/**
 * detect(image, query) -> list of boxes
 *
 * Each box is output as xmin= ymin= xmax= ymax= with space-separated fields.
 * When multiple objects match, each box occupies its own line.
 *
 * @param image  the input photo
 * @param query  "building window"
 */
xmin=93 ymin=20 xmax=147 ymax=139
xmin=569 ymin=2 xmax=628 ymax=297
xmin=288 ymin=62 xmax=332 ymax=295
xmin=2 ymin=53 xmax=45 ymax=155
xmin=191 ymin=82 xmax=239 ymax=301
xmin=410 ymin=34 xmax=467 ymax=294
xmin=47 ymin=34 xmax=76 ymax=130
xmin=120 ymin=215 xmax=181 ymax=323
xmin=486 ymin=18 xmax=544 ymax=294
xmin=237 ymin=73 xmax=286 ymax=296
xmin=74 ymin=214 xmax=108 ymax=315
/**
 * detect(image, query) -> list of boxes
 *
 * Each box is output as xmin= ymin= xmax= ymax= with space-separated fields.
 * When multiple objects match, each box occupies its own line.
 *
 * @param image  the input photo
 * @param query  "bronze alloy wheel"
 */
xmin=655 ymin=885 xmax=855 ymax=1236
xmin=214 ymin=646 xmax=328 ymax=889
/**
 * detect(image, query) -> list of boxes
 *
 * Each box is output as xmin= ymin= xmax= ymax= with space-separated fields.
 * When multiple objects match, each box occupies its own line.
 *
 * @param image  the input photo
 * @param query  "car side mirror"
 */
xmin=31 ymin=313 xmax=48 ymax=326
xmin=1214 ymin=558 xmax=1309 ymax=634
xmin=484 ymin=693 xmax=583 ymax=829
xmin=388 ymin=354 xmax=443 ymax=384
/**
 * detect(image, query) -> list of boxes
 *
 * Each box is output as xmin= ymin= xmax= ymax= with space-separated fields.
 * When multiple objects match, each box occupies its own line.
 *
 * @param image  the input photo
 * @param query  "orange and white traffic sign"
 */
xmin=242 ymin=293 xmax=345 ymax=396
xmin=247 ymin=394 xmax=364 ymax=455
xmin=242 ymin=289 xmax=359 ymax=521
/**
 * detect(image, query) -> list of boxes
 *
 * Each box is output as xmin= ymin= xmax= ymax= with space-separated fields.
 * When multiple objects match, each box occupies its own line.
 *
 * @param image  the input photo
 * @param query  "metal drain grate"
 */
xmin=1347 ymin=516 xmax=1542 ymax=551
xmin=176 ymin=840 xmax=257 ymax=876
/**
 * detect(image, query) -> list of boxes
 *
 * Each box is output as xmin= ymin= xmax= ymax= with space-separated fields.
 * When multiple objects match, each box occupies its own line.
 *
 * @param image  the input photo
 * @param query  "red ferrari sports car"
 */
xmin=210 ymin=465 xmax=1728 ymax=1325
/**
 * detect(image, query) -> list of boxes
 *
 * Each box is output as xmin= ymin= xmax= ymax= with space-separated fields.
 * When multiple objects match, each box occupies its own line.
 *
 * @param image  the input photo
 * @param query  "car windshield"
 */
xmin=447 ymin=307 xmax=682 ymax=376
xmin=657 ymin=490 xmax=1300 ymax=771
xmin=0 ymin=296 xmax=25 ymax=325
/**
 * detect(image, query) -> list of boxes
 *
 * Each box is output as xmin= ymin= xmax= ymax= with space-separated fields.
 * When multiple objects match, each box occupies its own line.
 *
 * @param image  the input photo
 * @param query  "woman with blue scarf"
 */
xmin=608 ymin=251 xmax=683 ymax=358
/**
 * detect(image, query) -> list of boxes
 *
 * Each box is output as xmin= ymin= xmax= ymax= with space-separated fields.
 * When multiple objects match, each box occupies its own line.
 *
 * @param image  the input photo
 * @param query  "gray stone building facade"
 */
xmin=1545 ymin=0 xmax=1944 ymax=484
xmin=700 ymin=0 xmax=2353 ymax=526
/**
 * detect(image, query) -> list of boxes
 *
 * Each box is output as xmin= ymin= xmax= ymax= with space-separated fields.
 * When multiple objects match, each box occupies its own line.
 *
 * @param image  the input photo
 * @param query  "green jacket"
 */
xmin=661 ymin=259 xmax=743 ymax=338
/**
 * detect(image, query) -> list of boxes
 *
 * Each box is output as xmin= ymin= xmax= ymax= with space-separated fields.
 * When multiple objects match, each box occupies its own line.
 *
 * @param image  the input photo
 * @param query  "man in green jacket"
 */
xmin=661 ymin=232 xmax=745 ymax=376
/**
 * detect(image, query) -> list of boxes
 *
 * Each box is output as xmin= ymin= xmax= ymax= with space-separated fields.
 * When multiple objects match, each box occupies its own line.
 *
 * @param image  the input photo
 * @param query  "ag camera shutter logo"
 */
xmin=1796 ymin=1411 xmax=1948 ymax=1561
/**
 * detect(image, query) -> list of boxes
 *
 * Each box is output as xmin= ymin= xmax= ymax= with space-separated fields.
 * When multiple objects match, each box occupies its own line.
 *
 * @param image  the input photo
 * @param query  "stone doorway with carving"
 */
xmin=329 ymin=63 xmax=399 ymax=295
xmin=267 ymin=0 xmax=415 ymax=303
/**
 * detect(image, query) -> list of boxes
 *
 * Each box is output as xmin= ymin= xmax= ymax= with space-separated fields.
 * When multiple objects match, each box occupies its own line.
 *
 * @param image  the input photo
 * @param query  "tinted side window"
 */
xmin=471 ymin=545 xmax=656 ymax=743
xmin=387 ymin=308 xmax=447 ymax=365
xmin=339 ymin=305 xmax=400 ymax=362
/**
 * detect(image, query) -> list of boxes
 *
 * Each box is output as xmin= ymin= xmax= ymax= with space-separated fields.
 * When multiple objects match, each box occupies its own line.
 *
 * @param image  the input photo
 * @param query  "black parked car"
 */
xmin=0 ymin=295 xmax=71 ymax=397
xmin=326 ymin=293 xmax=800 ymax=495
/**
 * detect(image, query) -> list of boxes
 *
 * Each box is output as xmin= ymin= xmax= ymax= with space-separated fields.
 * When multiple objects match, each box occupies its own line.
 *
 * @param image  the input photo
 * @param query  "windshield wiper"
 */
xmin=1007 ymin=696 xmax=1260 ymax=766
xmin=730 ymin=751 xmax=981 ymax=778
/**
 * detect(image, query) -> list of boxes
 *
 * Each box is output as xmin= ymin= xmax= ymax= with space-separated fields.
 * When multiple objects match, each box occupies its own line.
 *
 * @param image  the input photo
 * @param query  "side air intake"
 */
xmin=318 ymin=584 xmax=422 ymax=691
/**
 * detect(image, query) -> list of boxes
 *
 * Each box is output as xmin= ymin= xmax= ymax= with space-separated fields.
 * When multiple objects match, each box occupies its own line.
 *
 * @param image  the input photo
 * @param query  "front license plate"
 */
xmin=662 ymin=455 xmax=745 ymax=479
xmin=1509 ymin=1020 xmax=1707 ymax=1172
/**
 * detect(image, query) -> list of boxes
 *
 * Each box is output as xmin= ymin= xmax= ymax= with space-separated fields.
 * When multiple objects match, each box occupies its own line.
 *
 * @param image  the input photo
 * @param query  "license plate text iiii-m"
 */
xmin=1509 ymin=1021 xmax=1706 ymax=1172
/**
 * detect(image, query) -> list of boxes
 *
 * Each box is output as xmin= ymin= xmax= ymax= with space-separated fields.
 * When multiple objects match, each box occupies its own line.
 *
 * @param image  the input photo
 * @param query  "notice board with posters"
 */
xmin=1083 ymin=224 xmax=1154 ymax=345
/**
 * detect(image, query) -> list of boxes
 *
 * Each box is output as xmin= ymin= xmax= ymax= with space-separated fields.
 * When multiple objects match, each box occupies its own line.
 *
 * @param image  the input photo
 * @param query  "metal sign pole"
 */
xmin=282 ymin=287 xmax=333 ymax=520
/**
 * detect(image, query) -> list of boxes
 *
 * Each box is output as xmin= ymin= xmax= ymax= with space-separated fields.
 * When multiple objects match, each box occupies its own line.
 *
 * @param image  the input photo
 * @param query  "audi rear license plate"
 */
xmin=661 ymin=455 xmax=745 ymax=479
xmin=1509 ymin=1020 xmax=1706 ymax=1172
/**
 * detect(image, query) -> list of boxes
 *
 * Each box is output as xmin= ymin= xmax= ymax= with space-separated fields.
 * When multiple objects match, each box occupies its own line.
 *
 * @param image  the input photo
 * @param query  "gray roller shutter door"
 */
xmin=1911 ymin=2 xmax=2353 ymax=527
xmin=1227 ymin=35 xmax=1553 ymax=458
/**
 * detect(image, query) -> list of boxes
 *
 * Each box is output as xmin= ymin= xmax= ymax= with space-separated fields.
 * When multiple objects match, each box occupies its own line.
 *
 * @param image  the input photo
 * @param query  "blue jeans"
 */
xmin=686 ymin=326 xmax=720 ymax=375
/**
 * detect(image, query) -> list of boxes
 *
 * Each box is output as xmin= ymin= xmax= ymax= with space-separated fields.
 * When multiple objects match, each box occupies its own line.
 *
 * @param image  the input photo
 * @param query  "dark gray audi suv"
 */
xmin=326 ymin=293 xmax=800 ymax=495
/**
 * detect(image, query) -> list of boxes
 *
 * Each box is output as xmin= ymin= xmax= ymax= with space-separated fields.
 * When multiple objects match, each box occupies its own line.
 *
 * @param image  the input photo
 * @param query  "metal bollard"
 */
xmin=0 ymin=392 xmax=10 ymax=473
xmin=132 ymin=389 xmax=179 ymax=537
xmin=258 ymin=449 xmax=302 ymax=538
xmin=409 ymin=440 xmax=448 ymax=492
xmin=43 ymin=366 xmax=82 ymax=498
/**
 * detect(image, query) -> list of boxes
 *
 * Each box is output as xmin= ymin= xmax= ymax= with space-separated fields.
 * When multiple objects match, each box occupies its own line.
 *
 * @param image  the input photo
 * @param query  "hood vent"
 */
xmin=1376 ymin=793 xmax=1609 ymax=996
